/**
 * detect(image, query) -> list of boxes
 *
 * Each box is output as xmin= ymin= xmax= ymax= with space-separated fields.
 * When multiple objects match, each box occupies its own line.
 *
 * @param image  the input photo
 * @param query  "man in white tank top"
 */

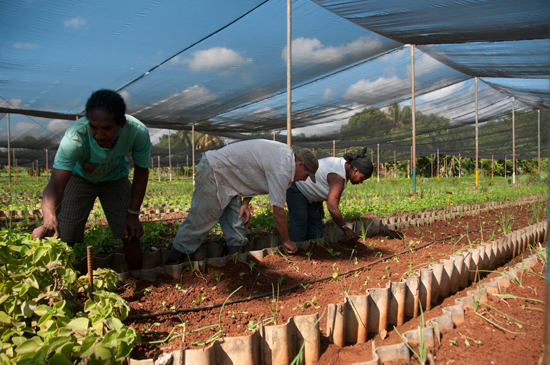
xmin=287 ymin=148 xmax=373 ymax=242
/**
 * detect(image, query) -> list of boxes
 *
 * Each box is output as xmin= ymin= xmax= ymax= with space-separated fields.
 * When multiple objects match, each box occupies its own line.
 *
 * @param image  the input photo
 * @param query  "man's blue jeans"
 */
xmin=286 ymin=183 xmax=323 ymax=242
xmin=172 ymin=157 xmax=248 ymax=254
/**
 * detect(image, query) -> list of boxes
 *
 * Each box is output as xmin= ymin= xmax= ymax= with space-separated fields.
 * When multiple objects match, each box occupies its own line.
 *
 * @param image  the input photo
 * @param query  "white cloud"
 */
xmin=13 ymin=43 xmax=38 ymax=50
xmin=146 ymin=85 xmax=218 ymax=110
xmin=119 ymin=90 xmax=131 ymax=104
xmin=343 ymin=76 xmax=403 ymax=103
xmin=245 ymin=106 xmax=276 ymax=119
xmin=173 ymin=47 xmax=252 ymax=72
xmin=282 ymin=36 xmax=384 ymax=66
xmin=13 ymin=122 xmax=35 ymax=135
xmin=47 ymin=119 xmax=73 ymax=134
xmin=0 ymin=98 xmax=23 ymax=109
xmin=323 ymin=88 xmax=334 ymax=100
xmin=64 ymin=17 xmax=86 ymax=28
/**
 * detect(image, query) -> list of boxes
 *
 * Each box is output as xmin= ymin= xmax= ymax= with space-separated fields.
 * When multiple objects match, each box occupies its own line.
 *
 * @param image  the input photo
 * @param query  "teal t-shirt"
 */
xmin=53 ymin=114 xmax=151 ymax=183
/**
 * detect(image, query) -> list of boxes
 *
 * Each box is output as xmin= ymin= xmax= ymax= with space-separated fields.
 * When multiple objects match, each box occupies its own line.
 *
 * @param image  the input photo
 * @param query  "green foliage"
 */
xmin=0 ymin=231 xmax=139 ymax=364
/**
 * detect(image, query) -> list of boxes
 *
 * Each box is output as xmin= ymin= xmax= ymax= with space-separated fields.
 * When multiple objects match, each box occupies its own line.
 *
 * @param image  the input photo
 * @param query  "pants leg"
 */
xmin=97 ymin=176 xmax=132 ymax=240
xmin=286 ymin=182 xmax=310 ymax=242
xmin=172 ymin=157 xmax=226 ymax=254
xmin=306 ymin=202 xmax=324 ymax=240
xmin=219 ymin=196 xmax=249 ymax=248
xmin=57 ymin=174 xmax=98 ymax=244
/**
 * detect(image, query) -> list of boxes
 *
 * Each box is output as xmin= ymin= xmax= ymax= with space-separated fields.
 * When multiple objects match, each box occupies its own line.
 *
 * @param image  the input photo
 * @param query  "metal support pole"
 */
xmin=333 ymin=140 xmax=335 ymax=157
xmin=7 ymin=114 xmax=11 ymax=186
xmin=475 ymin=77 xmax=479 ymax=192
xmin=192 ymin=123 xmax=196 ymax=190
xmin=512 ymin=97 xmax=516 ymax=184
xmin=538 ymin=110 xmax=541 ymax=184
xmin=286 ymin=0 xmax=292 ymax=146
xmin=492 ymin=154 xmax=494 ymax=180
xmin=411 ymin=44 xmax=417 ymax=197
xmin=168 ymin=129 xmax=172 ymax=183
xmin=157 ymin=155 xmax=160 ymax=182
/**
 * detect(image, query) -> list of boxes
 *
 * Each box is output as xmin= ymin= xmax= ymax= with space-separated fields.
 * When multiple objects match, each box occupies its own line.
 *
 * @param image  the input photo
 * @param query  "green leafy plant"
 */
xmin=0 ymin=232 xmax=139 ymax=364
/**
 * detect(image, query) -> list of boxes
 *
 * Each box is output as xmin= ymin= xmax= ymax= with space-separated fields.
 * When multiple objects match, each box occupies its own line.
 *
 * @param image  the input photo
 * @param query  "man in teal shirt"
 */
xmin=32 ymin=89 xmax=151 ymax=270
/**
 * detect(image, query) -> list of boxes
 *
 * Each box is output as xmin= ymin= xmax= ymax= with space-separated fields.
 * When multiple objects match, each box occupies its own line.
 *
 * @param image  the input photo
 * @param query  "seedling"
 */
xmin=248 ymin=262 xmax=256 ymax=273
xmin=394 ymin=301 xmax=428 ymax=365
xmin=212 ymin=269 xmax=222 ymax=282
xmin=301 ymin=296 xmax=318 ymax=309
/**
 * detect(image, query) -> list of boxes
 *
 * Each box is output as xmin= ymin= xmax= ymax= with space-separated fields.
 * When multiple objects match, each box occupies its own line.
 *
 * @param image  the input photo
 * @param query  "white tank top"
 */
xmin=295 ymin=157 xmax=347 ymax=202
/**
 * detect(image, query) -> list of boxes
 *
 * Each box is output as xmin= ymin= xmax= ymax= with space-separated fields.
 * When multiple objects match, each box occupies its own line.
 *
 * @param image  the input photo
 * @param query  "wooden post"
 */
xmin=437 ymin=148 xmax=439 ymax=181
xmin=286 ymin=0 xmax=292 ymax=146
xmin=157 ymin=155 xmax=160 ymax=182
xmin=411 ymin=44 xmax=417 ymax=197
xmin=394 ymin=150 xmax=396 ymax=178
xmin=512 ymin=97 xmax=516 ymax=184
xmin=475 ymin=77 xmax=479 ymax=192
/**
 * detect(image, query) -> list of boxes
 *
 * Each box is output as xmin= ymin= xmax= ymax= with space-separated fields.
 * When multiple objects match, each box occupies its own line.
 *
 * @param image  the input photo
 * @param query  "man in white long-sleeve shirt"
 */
xmin=165 ymin=140 xmax=318 ymax=265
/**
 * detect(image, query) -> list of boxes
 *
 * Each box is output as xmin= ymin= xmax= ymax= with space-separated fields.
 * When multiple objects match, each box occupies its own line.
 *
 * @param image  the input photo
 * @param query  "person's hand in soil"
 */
xmin=239 ymin=197 xmax=252 ymax=226
xmin=32 ymin=222 xmax=59 ymax=240
xmin=124 ymin=214 xmax=144 ymax=240
xmin=283 ymin=239 xmax=298 ymax=254
xmin=342 ymin=226 xmax=358 ymax=241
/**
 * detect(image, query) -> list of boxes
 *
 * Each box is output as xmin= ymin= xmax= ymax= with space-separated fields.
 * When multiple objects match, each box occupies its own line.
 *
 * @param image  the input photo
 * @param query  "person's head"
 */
xmin=294 ymin=148 xmax=319 ymax=182
xmin=85 ymin=89 xmax=127 ymax=149
xmin=344 ymin=148 xmax=373 ymax=184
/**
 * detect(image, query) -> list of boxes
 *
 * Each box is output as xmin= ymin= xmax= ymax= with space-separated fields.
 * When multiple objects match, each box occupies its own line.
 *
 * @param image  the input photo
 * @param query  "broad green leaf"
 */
xmin=105 ymin=318 xmax=123 ymax=331
xmin=48 ymin=353 xmax=73 ymax=365
xmin=79 ymin=336 xmax=96 ymax=358
xmin=67 ymin=318 xmax=89 ymax=335
xmin=101 ymin=330 xmax=122 ymax=348
xmin=32 ymin=247 xmax=48 ymax=264
xmin=20 ymin=300 xmax=37 ymax=318
xmin=35 ymin=304 xmax=51 ymax=316
xmin=0 ymin=311 xmax=11 ymax=324
xmin=15 ymin=337 xmax=43 ymax=354
xmin=92 ymin=344 xmax=112 ymax=360
xmin=116 ymin=341 xmax=133 ymax=361
xmin=47 ymin=336 xmax=72 ymax=349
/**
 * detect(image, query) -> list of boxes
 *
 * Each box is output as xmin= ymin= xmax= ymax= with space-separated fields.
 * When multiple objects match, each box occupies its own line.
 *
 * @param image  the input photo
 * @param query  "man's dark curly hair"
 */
xmin=85 ymin=89 xmax=126 ymax=125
